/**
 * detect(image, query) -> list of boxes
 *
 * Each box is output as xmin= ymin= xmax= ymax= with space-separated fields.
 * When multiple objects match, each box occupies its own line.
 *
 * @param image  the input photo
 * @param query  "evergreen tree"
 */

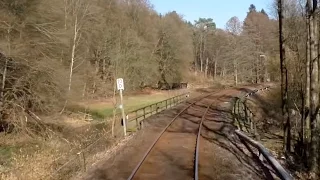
xmin=249 ymin=4 xmax=256 ymax=13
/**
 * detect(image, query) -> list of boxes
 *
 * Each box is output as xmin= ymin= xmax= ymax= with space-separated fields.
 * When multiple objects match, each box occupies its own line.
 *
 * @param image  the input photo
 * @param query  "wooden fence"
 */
xmin=231 ymin=86 xmax=292 ymax=180
xmin=126 ymin=92 xmax=190 ymax=131
xmin=233 ymin=97 xmax=257 ymax=137
xmin=232 ymin=87 xmax=271 ymax=139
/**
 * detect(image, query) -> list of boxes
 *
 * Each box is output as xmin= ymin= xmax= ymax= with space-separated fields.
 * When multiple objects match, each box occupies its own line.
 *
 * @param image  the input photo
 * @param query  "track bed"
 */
xmin=80 ymin=85 xmax=271 ymax=180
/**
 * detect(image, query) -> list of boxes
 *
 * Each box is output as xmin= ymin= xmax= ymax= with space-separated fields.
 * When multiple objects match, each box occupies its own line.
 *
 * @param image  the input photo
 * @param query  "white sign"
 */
xmin=117 ymin=78 xmax=124 ymax=90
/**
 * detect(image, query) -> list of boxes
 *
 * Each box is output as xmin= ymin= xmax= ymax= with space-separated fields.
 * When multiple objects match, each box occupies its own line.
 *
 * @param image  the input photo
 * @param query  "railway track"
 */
xmin=82 ymin=85 xmax=285 ymax=180
xmin=127 ymin=93 xmax=215 ymax=180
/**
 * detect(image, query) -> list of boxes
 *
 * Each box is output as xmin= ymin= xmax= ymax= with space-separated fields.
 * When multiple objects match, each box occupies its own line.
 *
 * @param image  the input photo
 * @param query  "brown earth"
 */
xmin=79 ymin=85 xmax=275 ymax=180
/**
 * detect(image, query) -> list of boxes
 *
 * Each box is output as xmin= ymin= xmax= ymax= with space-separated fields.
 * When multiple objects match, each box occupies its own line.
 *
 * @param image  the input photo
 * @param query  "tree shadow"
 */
xmin=201 ymin=107 xmax=277 ymax=180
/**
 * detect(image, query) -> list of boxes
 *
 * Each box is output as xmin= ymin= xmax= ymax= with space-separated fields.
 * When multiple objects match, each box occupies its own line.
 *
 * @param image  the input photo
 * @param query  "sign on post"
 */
xmin=117 ymin=78 xmax=126 ymax=136
xmin=117 ymin=78 xmax=124 ymax=90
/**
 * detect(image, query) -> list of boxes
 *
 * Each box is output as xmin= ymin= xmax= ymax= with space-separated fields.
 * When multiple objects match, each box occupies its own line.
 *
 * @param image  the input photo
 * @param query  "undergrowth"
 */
xmin=0 ymin=116 xmax=118 ymax=180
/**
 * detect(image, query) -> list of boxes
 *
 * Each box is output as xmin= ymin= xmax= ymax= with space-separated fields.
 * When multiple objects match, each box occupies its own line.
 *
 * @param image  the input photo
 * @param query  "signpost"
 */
xmin=117 ymin=78 xmax=126 ymax=136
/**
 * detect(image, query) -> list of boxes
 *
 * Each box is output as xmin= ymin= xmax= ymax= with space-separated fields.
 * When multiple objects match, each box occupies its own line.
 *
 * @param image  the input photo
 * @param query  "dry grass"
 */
xmin=1 ymin=139 xmax=59 ymax=179
xmin=241 ymin=86 xmax=315 ymax=179
xmin=0 ymin=86 xmax=223 ymax=180
xmin=0 ymin=89 xmax=190 ymax=180
xmin=0 ymin=117 xmax=117 ymax=180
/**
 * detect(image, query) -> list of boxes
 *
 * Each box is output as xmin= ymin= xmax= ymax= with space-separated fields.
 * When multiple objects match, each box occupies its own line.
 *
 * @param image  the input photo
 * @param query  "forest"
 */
xmin=0 ymin=0 xmax=277 ymax=128
xmin=0 ymin=0 xmax=320 ymax=179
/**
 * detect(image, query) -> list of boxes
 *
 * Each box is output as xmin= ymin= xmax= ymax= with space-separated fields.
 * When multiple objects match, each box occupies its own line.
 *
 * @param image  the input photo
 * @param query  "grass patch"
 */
xmin=87 ymin=108 xmax=115 ymax=119
xmin=85 ymin=94 xmax=171 ymax=120
xmin=0 ymin=146 xmax=13 ymax=164
xmin=0 ymin=146 xmax=15 ymax=167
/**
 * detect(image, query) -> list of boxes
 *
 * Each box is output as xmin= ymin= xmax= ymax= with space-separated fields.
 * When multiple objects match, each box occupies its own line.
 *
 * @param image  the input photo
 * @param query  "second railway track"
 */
xmin=127 ymin=93 xmax=215 ymax=180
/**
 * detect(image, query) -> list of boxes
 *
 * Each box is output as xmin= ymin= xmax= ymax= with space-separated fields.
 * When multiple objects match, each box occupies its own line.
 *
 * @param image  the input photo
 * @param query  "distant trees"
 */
xmin=193 ymin=18 xmax=216 ymax=76
xmin=190 ymin=7 xmax=276 ymax=85
xmin=243 ymin=6 xmax=277 ymax=83
xmin=0 ymin=1 xmax=278 ymax=119
xmin=0 ymin=0 xmax=193 ymax=129
xmin=155 ymin=12 xmax=193 ymax=89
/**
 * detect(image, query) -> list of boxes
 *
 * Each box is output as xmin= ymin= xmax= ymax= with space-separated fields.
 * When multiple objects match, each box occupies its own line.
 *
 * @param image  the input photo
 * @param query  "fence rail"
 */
xmin=233 ymin=96 xmax=259 ymax=139
xmin=126 ymin=92 xmax=190 ymax=131
xmin=232 ymin=87 xmax=271 ymax=137
xmin=235 ymin=130 xmax=292 ymax=180
xmin=232 ymin=86 xmax=292 ymax=180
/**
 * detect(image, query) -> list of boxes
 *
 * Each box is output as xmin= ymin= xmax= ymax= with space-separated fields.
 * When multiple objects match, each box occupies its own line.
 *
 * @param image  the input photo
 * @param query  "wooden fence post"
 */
xmin=166 ymin=99 xmax=168 ymax=109
xmin=136 ymin=118 xmax=139 ymax=130
xmin=237 ymin=99 xmax=241 ymax=119
xmin=156 ymin=103 xmax=159 ymax=113
xmin=244 ymin=101 xmax=248 ymax=123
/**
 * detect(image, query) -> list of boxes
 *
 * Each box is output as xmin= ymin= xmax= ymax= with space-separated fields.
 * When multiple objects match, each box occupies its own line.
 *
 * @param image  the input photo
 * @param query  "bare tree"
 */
xmin=61 ymin=0 xmax=91 ymax=112
xmin=278 ymin=0 xmax=291 ymax=153
xmin=226 ymin=16 xmax=242 ymax=85
xmin=306 ymin=0 xmax=320 ymax=175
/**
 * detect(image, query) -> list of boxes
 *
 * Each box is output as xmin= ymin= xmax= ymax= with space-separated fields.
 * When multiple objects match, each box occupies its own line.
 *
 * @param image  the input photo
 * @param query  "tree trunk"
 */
xmin=264 ymin=57 xmax=268 ymax=82
xmin=234 ymin=60 xmax=238 ymax=86
xmin=308 ymin=0 xmax=320 ymax=174
xmin=68 ymin=16 xmax=78 ymax=93
xmin=200 ymin=34 xmax=203 ymax=73
xmin=82 ymin=82 xmax=86 ymax=98
xmin=111 ymin=79 xmax=117 ymax=138
xmin=306 ymin=13 xmax=311 ymax=143
xmin=214 ymin=60 xmax=217 ymax=80
xmin=278 ymin=0 xmax=291 ymax=153
xmin=205 ymin=57 xmax=209 ymax=77
xmin=1 ymin=28 xmax=10 ymax=106
xmin=0 ymin=58 xmax=7 ymax=100
xmin=194 ymin=43 xmax=198 ymax=75
xmin=255 ymin=57 xmax=259 ymax=84
xmin=102 ymin=59 xmax=106 ymax=80
xmin=1 ymin=28 xmax=11 ymax=120
xmin=222 ymin=61 xmax=226 ymax=79
xmin=0 ymin=58 xmax=8 ymax=119
xmin=64 ymin=0 xmax=68 ymax=30
xmin=60 ymin=16 xmax=78 ymax=113
xmin=92 ymin=55 xmax=99 ymax=94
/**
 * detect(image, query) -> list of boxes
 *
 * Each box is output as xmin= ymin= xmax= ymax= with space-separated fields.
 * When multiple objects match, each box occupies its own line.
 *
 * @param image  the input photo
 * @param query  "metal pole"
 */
xmin=120 ymin=89 xmax=127 ymax=136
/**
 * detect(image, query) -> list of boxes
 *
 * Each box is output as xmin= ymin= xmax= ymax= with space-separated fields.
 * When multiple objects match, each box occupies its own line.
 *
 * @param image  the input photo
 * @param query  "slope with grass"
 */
xmin=0 ymin=88 xmax=189 ymax=180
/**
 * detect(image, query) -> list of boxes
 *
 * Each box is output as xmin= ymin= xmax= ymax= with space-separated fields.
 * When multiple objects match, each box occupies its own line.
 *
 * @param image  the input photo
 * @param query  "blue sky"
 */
xmin=150 ymin=0 xmax=272 ymax=29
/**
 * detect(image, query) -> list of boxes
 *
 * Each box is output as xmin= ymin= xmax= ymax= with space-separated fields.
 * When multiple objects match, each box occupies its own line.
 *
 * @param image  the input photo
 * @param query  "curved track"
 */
xmin=194 ymin=104 xmax=210 ymax=180
xmin=127 ymin=93 xmax=214 ymax=180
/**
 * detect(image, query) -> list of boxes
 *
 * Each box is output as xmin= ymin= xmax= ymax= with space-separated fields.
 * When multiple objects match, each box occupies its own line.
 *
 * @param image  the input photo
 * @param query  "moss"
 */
xmin=0 ymin=146 xmax=16 ymax=167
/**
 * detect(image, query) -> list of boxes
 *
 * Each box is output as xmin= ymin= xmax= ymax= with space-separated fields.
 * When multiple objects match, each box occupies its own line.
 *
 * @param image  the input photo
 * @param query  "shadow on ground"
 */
xmin=201 ymin=105 xmax=277 ymax=180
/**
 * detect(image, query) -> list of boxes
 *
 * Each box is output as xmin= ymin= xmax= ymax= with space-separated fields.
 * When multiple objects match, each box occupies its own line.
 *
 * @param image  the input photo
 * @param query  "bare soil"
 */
xmin=80 ymin=85 xmax=274 ymax=180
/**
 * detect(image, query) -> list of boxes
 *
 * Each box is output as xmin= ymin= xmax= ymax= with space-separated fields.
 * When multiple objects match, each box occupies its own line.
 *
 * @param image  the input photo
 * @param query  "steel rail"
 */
xmin=127 ymin=92 xmax=216 ymax=180
xmin=194 ymin=103 xmax=211 ymax=180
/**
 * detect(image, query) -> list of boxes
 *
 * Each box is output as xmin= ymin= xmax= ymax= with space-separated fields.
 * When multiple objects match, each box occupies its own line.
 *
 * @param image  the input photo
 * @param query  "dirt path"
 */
xmin=80 ymin=85 xmax=272 ymax=180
